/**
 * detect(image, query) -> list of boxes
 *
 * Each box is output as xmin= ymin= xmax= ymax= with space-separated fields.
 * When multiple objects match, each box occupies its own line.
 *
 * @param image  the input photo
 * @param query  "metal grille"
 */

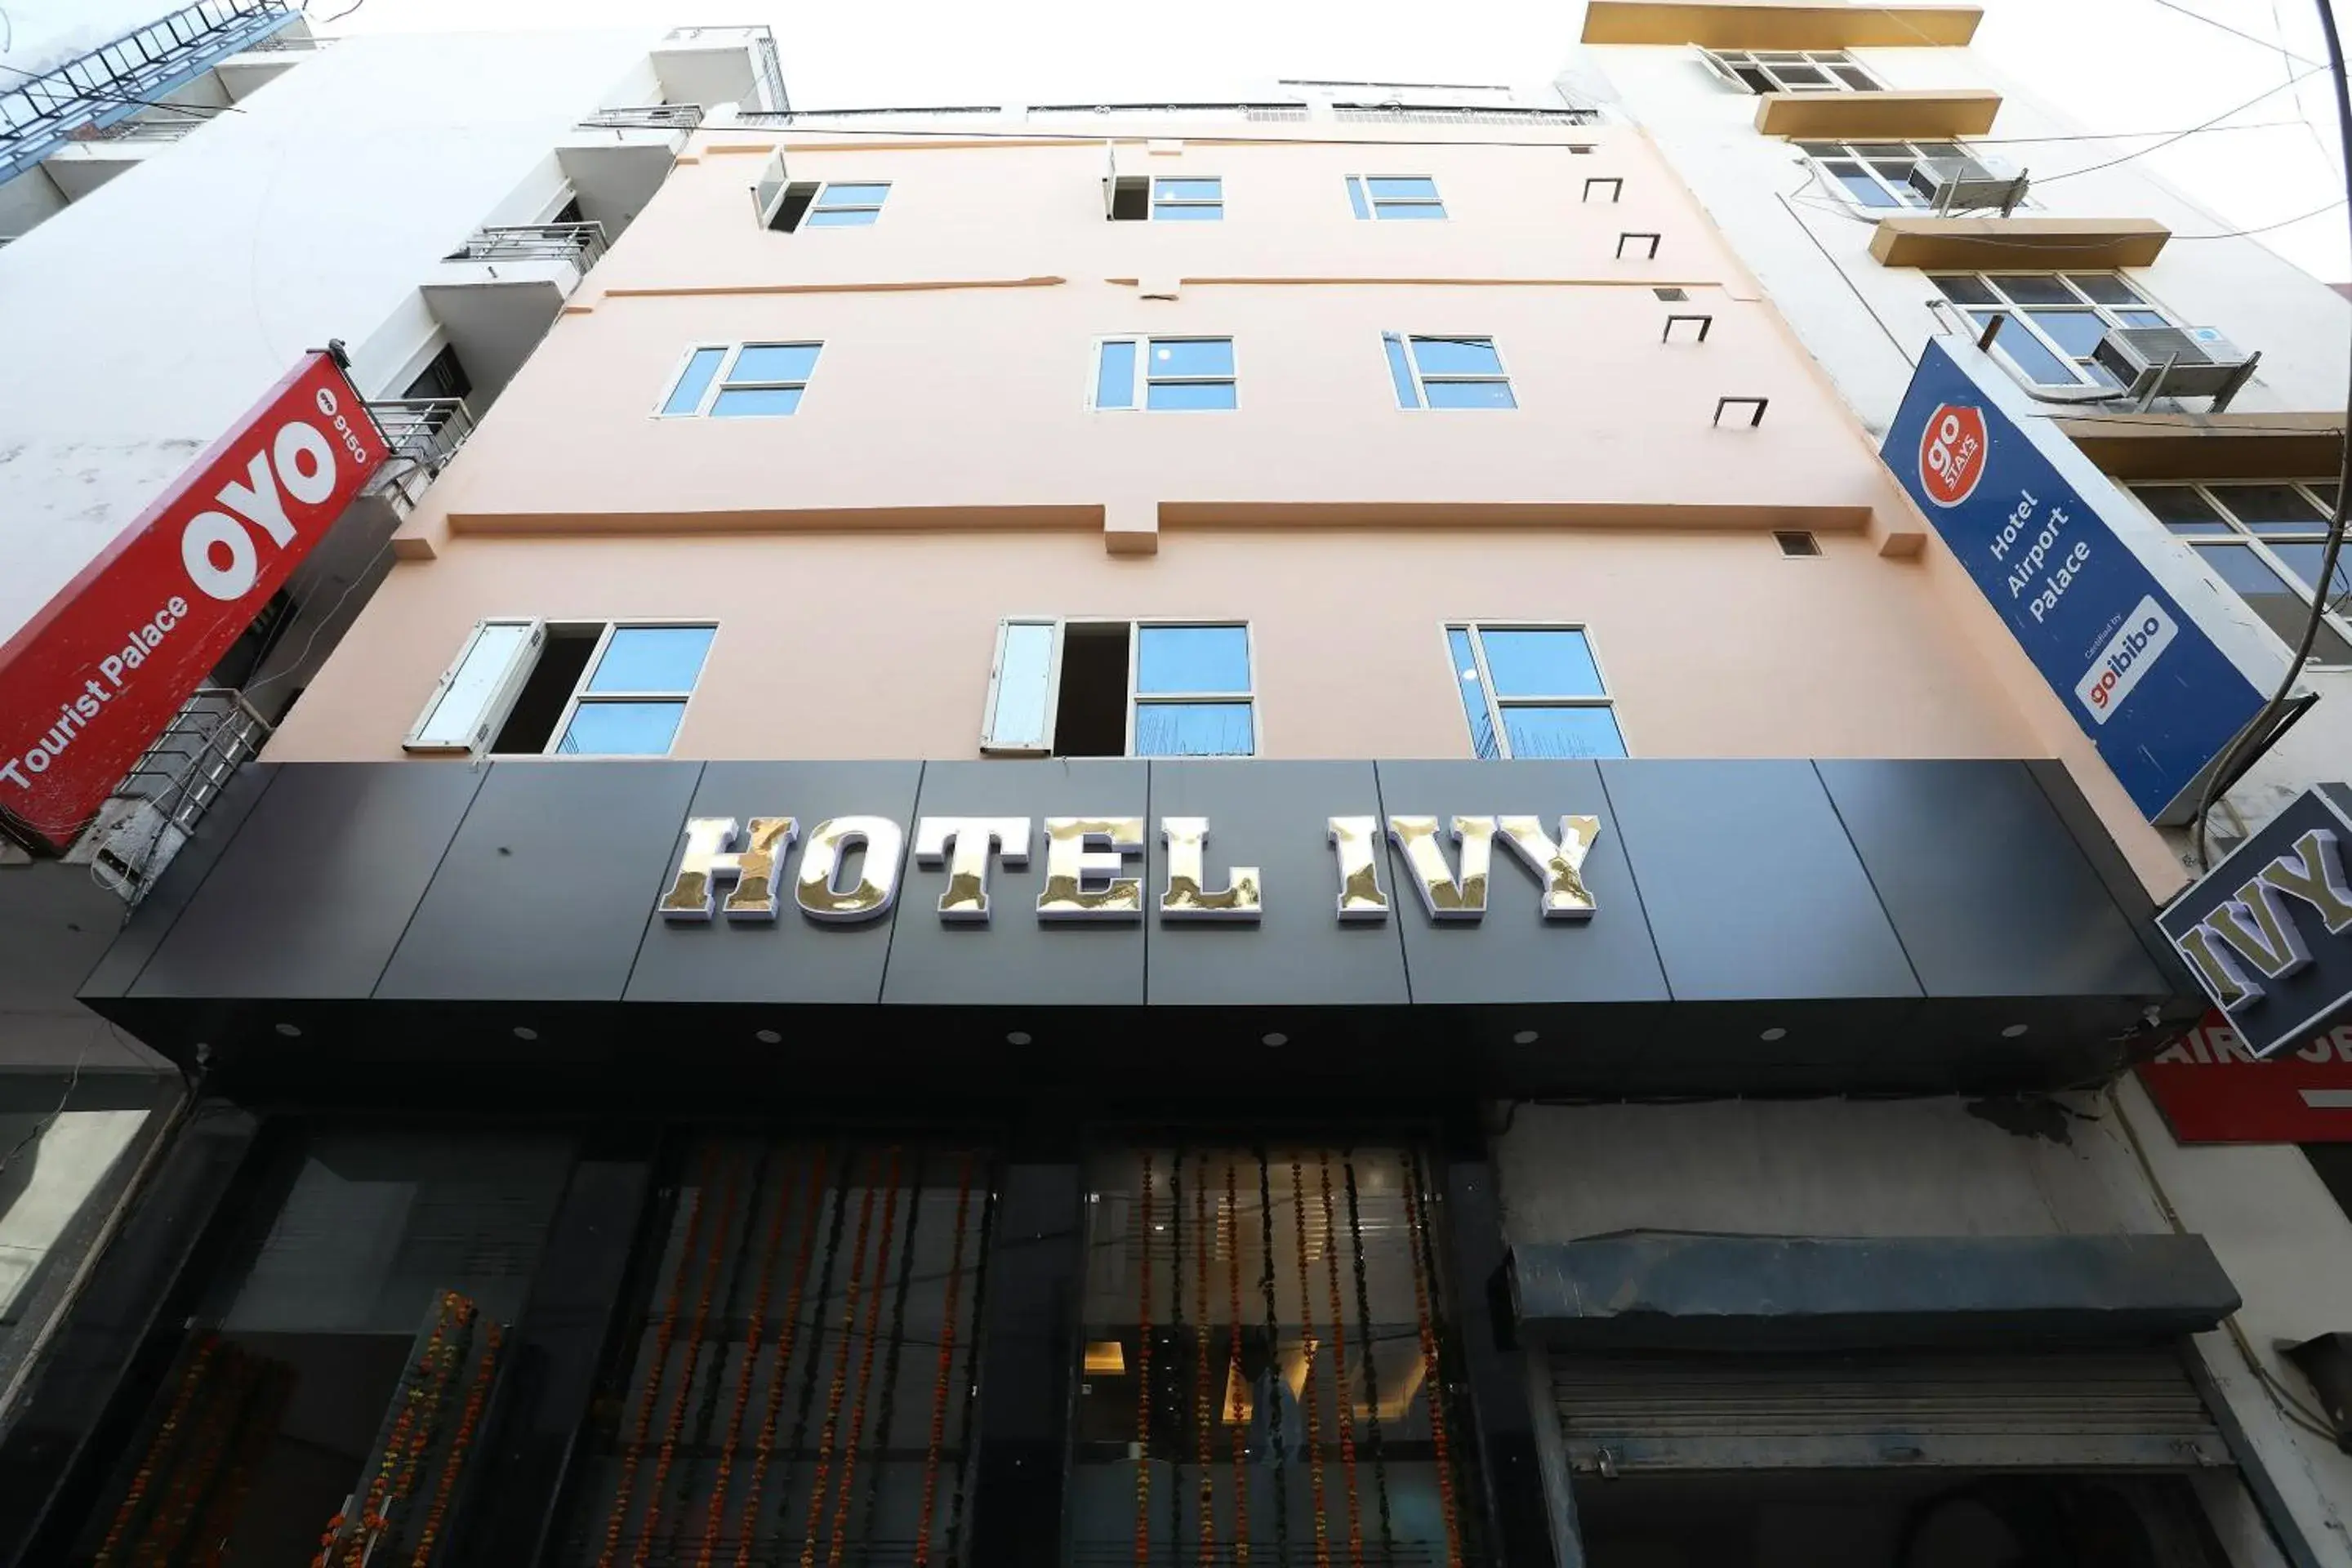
xmin=1332 ymin=104 xmax=1600 ymax=125
xmin=1551 ymin=1349 xmax=2230 ymax=1472
xmin=554 ymin=1139 xmax=996 ymax=1568
xmin=581 ymin=104 xmax=706 ymax=131
xmin=447 ymin=220 xmax=608 ymax=268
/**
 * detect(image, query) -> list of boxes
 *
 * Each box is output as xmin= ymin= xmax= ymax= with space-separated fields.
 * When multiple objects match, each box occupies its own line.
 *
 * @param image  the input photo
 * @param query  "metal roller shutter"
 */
xmin=1550 ymin=1348 xmax=2232 ymax=1473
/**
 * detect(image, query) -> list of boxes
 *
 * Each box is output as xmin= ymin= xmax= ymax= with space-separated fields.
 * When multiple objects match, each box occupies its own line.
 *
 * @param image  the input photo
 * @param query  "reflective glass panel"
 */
xmin=2132 ymin=486 xmax=2234 ymax=537
xmin=1374 ymin=201 xmax=1447 ymax=220
xmin=1478 ymin=627 xmax=1606 ymax=697
xmin=2067 ymin=274 xmax=2143 ymax=304
xmin=1346 ymin=176 xmax=1371 ymax=219
xmin=815 ymin=183 xmax=889 ymax=207
xmin=1423 ymin=380 xmax=1517 ymax=408
xmin=415 ymin=622 xmax=533 ymax=746
xmin=1146 ymin=380 xmax=1238 ymax=410
xmin=1502 ymin=706 xmax=1628 ymax=760
xmin=709 ymin=386 xmax=803 ymax=416
xmin=1827 ymin=162 xmax=1899 ymax=207
xmin=557 ymin=701 xmax=688 ymax=755
xmin=1933 ymin=274 xmax=1998 ymax=305
xmin=1383 ymin=334 xmax=1419 ymax=408
xmin=2201 ymin=544 xmax=2352 ymax=662
xmin=1154 ymin=178 xmax=1222 ymax=201
xmin=661 ymin=347 xmax=725 ymax=416
xmin=1990 ymin=274 xmax=2074 ymax=305
xmin=803 ymin=207 xmax=880 ymax=226
xmin=1366 ymin=177 xmax=1440 ymax=201
xmin=2268 ymin=541 xmax=2352 ymax=601
xmin=2210 ymin=484 xmax=2330 ymax=536
xmin=1976 ymin=314 xmax=2079 ymax=385
xmin=2025 ymin=309 xmax=2109 ymax=358
xmin=1151 ymin=203 xmax=1223 ymax=220
xmin=1136 ymin=625 xmax=1250 ymax=693
xmin=1132 ymin=702 xmax=1255 ymax=755
xmin=989 ymin=621 xmax=1057 ymax=749
xmin=1096 ymin=340 xmax=1138 ymax=408
xmin=729 ymin=344 xmax=820 ymax=383
xmin=1409 ymin=337 xmax=1503 ymax=376
xmin=1150 ymin=339 xmax=1236 ymax=378
xmin=586 ymin=626 xmax=715 ymax=694
xmin=1448 ymin=627 xmax=1499 ymax=760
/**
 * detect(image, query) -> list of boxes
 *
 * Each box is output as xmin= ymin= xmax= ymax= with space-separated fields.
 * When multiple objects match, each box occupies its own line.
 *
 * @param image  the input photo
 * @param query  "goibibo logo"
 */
xmin=2074 ymin=596 xmax=2177 ymax=725
xmin=1917 ymin=402 xmax=1988 ymax=508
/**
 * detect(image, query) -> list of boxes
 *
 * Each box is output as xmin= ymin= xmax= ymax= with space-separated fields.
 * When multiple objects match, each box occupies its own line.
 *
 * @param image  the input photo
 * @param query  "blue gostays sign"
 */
xmin=1882 ymin=338 xmax=2270 ymax=821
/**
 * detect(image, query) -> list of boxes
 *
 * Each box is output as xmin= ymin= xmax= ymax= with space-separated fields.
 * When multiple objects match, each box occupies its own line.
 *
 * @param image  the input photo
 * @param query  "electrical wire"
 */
xmin=2191 ymin=0 xmax=2352 ymax=873
xmin=1787 ymin=183 xmax=2348 ymax=242
xmin=0 ymin=59 xmax=242 ymax=122
xmin=0 ymin=1054 xmax=84 ymax=1180
xmin=2035 ymin=65 xmax=2333 ymax=184
xmin=2150 ymin=0 xmax=2327 ymax=65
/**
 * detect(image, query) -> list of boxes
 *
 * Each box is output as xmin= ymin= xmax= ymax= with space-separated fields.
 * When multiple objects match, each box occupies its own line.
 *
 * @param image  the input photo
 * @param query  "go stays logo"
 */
xmin=1918 ymin=402 xmax=1989 ymax=508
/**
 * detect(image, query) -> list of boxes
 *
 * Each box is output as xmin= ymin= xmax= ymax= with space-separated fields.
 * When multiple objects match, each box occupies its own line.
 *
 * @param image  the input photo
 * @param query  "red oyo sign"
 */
xmin=0 ymin=352 xmax=388 ymax=849
xmin=1917 ymin=401 xmax=1989 ymax=507
xmin=2138 ymin=1009 xmax=2352 ymax=1143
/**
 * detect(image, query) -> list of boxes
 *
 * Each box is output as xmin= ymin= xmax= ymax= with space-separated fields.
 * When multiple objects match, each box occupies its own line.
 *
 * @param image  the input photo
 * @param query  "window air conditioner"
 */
xmin=1906 ymin=154 xmax=2027 ymax=214
xmin=2091 ymin=326 xmax=2261 ymax=407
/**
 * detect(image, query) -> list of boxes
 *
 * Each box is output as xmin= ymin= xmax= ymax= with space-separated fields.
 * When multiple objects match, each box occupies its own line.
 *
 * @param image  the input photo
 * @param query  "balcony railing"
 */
xmin=74 ymin=117 xmax=203 ymax=145
xmin=238 ymin=32 xmax=329 ymax=52
xmin=91 ymin=687 xmax=270 ymax=902
xmin=368 ymin=397 xmax=475 ymax=479
xmin=445 ymin=220 xmax=608 ymax=270
xmin=1332 ymin=102 xmax=1601 ymax=125
xmin=0 ymin=0 xmax=297 ymax=182
xmin=580 ymin=104 xmax=704 ymax=131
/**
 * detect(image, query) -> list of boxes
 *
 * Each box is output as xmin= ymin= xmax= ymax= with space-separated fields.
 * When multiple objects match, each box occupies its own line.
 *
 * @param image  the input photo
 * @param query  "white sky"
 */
xmin=5 ymin=0 xmax=2347 ymax=279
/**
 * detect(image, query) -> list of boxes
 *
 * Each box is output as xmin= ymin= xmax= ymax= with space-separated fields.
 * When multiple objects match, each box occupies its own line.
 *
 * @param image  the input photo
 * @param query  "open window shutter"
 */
xmin=403 ymin=617 xmax=544 ymax=755
xmin=1694 ymin=47 xmax=1751 ymax=89
xmin=750 ymin=147 xmax=790 ymax=226
xmin=1103 ymin=141 xmax=1147 ymax=220
xmin=981 ymin=618 xmax=1061 ymax=755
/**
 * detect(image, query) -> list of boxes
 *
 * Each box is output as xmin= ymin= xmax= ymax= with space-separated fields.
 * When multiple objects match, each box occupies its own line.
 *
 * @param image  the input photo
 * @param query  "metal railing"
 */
xmin=1 ymin=0 xmax=297 ymax=183
xmin=237 ymin=32 xmax=328 ymax=52
xmin=737 ymin=105 xmax=999 ymax=125
xmin=580 ymin=104 xmax=704 ymax=131
xmin=1030 ymin=101 xmax=1312 ymax=122
xmin=92 ymin=687 xmax=271 ymax=901
xmin=367 ymin=397 xmax=476 ymax=479
xmin=1333 ymin=102 xmax=1601 ymax=125
xmin=74 ymin=117 xmax=201 ymax=145
xmin=446 ymin=220 xmax=608 ymax=269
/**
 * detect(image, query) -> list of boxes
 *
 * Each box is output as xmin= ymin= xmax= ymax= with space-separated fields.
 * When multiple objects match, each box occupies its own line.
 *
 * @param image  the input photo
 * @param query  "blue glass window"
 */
xmin=586 ymin=626 xmax=715 ymax=693
xmin=662 ymin=347 xmax=725 ymax=416
xmin=1098 ymin=337 xmax=1236 ymax=410
xmin=1391 ymin=336 xmax=1513 ymax=409
xmin=1448 ymin=627 xmax=1499 ymax=760
xmin=731 ymin=344 xmax=820 ymax=383
xmin=1449 ymin=624 xmax=1624 ymax=759
xmin=1973 ymin=313 xmax=2078 ymax=385
xmin=1478 ymin=628 xmax=1606 ymax=697
xmin=1134 ymin=702 xmax=1254 ymax=756
xmin=1501 ymin=706 xmax=1628 ymax=760
xmin=710 ymin=386 xmax=803 ymax=416
xmin=1382 ymin=333 xmax=1420 ymax=408
xmin=1136 ymin=626 xmax=1250 ymax=693
xmin=1349 ymin=175 xmax=1444 ymax=219
xmin=1152 ymin=177 xmax=1223 ymax=220
xmin=557 ymin=701 xmax=688 ymax=755
xmin=1095 ymin=340 xmax=1138 ymax=409
xmin=807 ymin=182 xmax=889 ymax=225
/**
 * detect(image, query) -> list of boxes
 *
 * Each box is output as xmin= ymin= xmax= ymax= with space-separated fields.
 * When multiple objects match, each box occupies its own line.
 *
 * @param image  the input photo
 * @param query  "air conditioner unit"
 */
xmin=2092 ymin=325 xmax=2261 ymax=406
xmin=1906 ymin=154 xmax=2027 ymax=214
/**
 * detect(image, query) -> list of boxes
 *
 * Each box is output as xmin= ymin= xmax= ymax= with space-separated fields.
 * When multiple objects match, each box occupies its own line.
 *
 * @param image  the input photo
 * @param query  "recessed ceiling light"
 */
xmin=1512 ymin=1029 xmax=1539 ymax=1045
xmin=513 ymin=1025 xmax=539 ymax=1040
xmin=755 ymin=1028 xmax=782 ymax=1045
xmin=1263 ymin=1032 xmax=1287 ymax=1047
xmin=1007 ymin=1031 xmax=1032 ymax=1045
xmin=274 ymin=1022 xmax=301 ymax=1038
xmin=1760 ymin=1027 xmax=1787 ymax=1042
xmin=2001 ymin=1022 xmax=2029 ymax=1039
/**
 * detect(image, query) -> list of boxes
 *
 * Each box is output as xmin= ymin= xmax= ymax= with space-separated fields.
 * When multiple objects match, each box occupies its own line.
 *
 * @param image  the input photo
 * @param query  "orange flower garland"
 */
xmin=911 ymin=1152 xmax=973 ymax=1568
xmin=823 ymin=1147 xmax=903 ymax=1567
xmin=1133 ymin=1151 xmax=1155 ymax=1568
xmin=702 ymin=1151 xmax=801 ymax=1568
xmin=409 ymin=1321 xmax=502 ymax=1567
xmin=734 ymin=1150 xmax=833 ymax=1568
xmin=798 ymin=1165 xmax=880 ymax=1568
xmin=1318 ymin=1154 xmax=1364 ymax=1568
xmin=601 ymin=1153 xmax=714 ymax=1568
xmin=1223 ymin=1160 xmax=1250 ymax=1568
xmin=1192 ymin=1165 xmax=1214 ymax=1568
xmin=1290 ymin=1156 xmax=1330 ymax=1568
xmin=1399 ymin=1160 xmax=1462 ymax=1568
xmin=96 ymin=1334 xmax=220 ymax=1568
xmin=642 ymin=1163 xmax=742 ymax=1561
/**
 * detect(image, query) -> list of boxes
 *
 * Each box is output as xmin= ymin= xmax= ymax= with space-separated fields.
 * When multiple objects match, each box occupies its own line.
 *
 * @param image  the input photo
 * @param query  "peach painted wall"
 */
xmin=270 ymin=115 xmax=2187 ymax=896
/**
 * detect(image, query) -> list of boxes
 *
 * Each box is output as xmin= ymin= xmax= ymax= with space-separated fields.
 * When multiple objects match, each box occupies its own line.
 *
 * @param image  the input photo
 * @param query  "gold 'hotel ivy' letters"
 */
xmin=658 ymin=813 xmax=1602 ymax=926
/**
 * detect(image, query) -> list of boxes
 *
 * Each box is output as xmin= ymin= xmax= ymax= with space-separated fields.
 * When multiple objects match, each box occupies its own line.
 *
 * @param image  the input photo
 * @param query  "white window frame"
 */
xmin=1798 ymin=138 xmax=2004 ymax=212
xmin=1932 ymin=273 xmax=2180 ymax=389
xmin=978 ymin=617 xmax=1259 ymax=757
xmin=1089 ymin=335 xmax=1240 ymax=412
xmin=806 ymin=180 xmax=890 ymax=225
xmin=1445 ymin=621 xmax=1628 ymax=760
xmin=654 ymin=341 xmax=822 ymax=417
xmin=403 ymin=617 xmax=545 ymax=755
xmin=403 ymin=618 xmax=716 ymax=758
xmin=1346 ymin=174 xmax=1446 ymax=220
xmin=2128 ymin=481 xmax=2352 ymax=668
xmin=1699 ymin=47 xmax=1883 ymax=93
xmin=1384 ymin=332 xmax=1516 ymax=411
xmin=1150 ymin=175 xmax=1223 ymax=220
xmin=545 ymin=620 xmax=718 ymax=757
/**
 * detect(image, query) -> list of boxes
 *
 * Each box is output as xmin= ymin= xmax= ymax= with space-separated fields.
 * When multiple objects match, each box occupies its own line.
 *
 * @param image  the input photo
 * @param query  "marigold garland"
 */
xmin=601 ymin=1152 xmax=715 ymax=1568
xmin=1317 ymin=1156 xmax=1365 ymax=1568
xmin=410 ymin=1321 xmax=502 ymax=1568
xmin=1341 ymin=1155 xmax=1394 ymax=1561
xmin=642 ymin=1162 xmax=741 ymax=1563
xmin=153 ymin=1347 xmax=255 ymax=1567
xmin=941 ymin=1174 xmax=996 ymax=1568
xmin=860 ymin=1149 xmax=927 ymax=1552
xmin=1399 ymin=1159 xmax=1462 ymax=1568
xmin=1192 ymin=1164 xmax=1214 ymax=1568
xmin=1254 ymin=1150 xmax=1290 ymax=1568
xmin=1133 ymin=1151 xmax=1155 ymax=1568
xmin=1290 ymin=1156 xmax=1330 ymax=1568
xmin=735 ymin=1147 xmax=835 ymax=1568
xmin=193 ymin=1359 xmax=292 ymax=1568
xmin=670 ymin=1151 xmax=770 ymax=1566
xmin=1223 ymin=1158 xmax=1250 ymax=1568
xmin=823 ymin=1148 xmax=904 ymax=1566
xmin=911 ymin=1152 xmax=974 ymax=1568
xmin=96 ymin=1333 xmax=220 ymax=1568
xmin=798 ymin=1161 xmax=880 ymax=1568
xmin=703 ymin=1148 xmax=801 ymax=1568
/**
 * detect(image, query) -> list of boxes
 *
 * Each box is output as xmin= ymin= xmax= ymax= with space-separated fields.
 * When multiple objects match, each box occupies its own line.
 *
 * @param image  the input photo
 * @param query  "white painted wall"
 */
xmin=0 ymin=27 xmax=676 ymax=650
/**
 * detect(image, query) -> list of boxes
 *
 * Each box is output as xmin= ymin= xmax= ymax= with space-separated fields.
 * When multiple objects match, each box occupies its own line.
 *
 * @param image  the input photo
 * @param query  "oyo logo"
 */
xmin=177 ymin=385 xmax=373 ymax=604
xmin=1918 ymin=403 xmax=1988 ymax=507
xmin=2074 ymin=596 xmax=2178 ymax=725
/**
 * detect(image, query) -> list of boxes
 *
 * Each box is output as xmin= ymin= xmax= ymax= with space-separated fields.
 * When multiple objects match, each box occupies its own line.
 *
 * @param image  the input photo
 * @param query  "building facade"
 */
xmin=0 ymin=0 xmax=782 ymax=1487
xmin=0 ymin=69 xmax=2337 ymax=1568
xmin=1567 ymin=4 xmax=2352 ymax=1565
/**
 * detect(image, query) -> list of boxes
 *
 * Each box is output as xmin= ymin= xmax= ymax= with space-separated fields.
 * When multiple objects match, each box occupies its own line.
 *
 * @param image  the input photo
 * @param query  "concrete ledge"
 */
xmin=2058 ymin=410 xmax=2347 ymax=481
xmin=1871 ymin=216 xmax=2170 ymax=270
xmin=1583 ymin=1 xmax=1982 ymax=46
xmin=1510 ymin=1232 xmax=2241 ymax=1348
xmin=1757 ymin=87 xmax=2001 ymax=138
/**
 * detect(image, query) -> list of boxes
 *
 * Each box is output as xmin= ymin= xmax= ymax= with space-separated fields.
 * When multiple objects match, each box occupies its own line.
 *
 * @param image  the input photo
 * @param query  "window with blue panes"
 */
xmin=805 ymin=181 xmax=889 ymax=225
xmin=1152 ymin=176 xmax=1223 ymax=220
xmin=659 ymin=342 xmax=821 ymax=417
xmin=405 ymin=621 xmax=716 ymax=756
xmin=1383 ymin=334 xmax=1515 ymax=408
xmin=979 ymin=620 xmax=1255 ymax=757
xmin=1093 ymin=337 xmax=1237 ymax=410
xmin=1347 ymin=176 xmax=1445 ymax=220
xmin=1447 ymin=623 xmax=1626 ymax=759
